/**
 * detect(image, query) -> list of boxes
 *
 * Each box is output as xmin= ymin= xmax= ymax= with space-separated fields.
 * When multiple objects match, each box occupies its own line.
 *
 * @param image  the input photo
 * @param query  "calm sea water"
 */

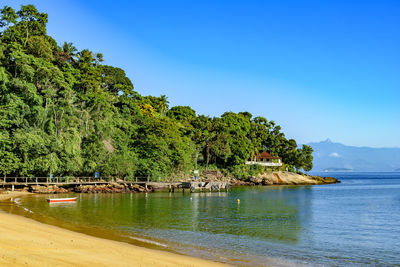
xmin=7 ymin=172 xmax=400 ymax=266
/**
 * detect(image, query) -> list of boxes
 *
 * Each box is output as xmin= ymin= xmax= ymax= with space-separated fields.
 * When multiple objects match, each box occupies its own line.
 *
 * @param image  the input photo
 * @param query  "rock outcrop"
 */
xmin=199 ymin=170 xmax=226 ymax=181
xmin=246 ymin=171 xmax=339 ymax=186
xmin=29 ymin=183 xmax=153 ymax=194
xmin=30 ymin=185 xmax=70 ymax=194
xmin=74 ymin=183 xmax=152 ymax=193
xmin=24 ymin=172 xmax=338 ymax=194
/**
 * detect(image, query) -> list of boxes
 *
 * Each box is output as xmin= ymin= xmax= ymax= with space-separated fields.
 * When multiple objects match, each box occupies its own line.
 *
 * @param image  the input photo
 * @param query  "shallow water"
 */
xmin=5 ymin=172 xmax=400 ymax=266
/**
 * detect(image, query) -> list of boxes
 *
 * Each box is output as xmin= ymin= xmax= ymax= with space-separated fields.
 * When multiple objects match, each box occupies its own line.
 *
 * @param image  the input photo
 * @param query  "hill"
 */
xmin=0 ymin=4 xmax=313 ymax=180
xmin=308 ymin=139 xmax=400 ymax=172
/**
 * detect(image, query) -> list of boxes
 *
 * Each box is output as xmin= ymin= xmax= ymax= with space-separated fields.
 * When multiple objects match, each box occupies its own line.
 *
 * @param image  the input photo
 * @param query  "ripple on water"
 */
xmin=8 ymin=173 xmax=400 ymax=266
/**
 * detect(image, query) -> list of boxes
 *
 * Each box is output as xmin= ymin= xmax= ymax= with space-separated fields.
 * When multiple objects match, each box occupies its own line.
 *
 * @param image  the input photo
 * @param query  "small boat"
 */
xmin=46 ymin=197 xmax=77 ymax=203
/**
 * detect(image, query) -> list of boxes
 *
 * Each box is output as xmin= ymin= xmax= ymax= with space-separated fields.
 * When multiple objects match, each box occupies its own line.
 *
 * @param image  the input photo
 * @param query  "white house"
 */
xmin=245 ymin=151 xmax=282 ymax=167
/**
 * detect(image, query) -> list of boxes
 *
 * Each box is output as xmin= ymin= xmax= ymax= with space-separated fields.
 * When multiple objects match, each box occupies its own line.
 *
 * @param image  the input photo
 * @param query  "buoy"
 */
xmin=237 ymin=199 xmax=240 ymax=203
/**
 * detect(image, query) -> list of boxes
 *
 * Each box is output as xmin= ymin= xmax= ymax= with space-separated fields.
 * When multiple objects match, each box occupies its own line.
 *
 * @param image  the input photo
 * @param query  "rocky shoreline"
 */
xmin=233 ymin=171 xmax=340 ymax=186
xmin=7 ymin=171 xmax=339 ymax=194
xmin=26 ymin=183 xmax=153 ymax=194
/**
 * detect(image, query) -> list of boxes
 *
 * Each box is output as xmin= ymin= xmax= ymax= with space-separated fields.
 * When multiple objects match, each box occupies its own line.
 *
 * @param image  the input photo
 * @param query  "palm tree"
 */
xmin=159 ymin=95 xmax=169 ymax=114
xmin=61 ymin=42 xmax=78 ymax=63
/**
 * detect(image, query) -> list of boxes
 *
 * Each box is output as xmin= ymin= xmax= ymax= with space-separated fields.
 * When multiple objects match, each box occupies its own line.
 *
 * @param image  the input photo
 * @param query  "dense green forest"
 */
xmin=0 ymin=5 xmax=313 ymax=180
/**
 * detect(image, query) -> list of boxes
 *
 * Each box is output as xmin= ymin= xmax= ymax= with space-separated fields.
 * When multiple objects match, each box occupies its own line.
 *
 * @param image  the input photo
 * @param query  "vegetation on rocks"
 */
xmin=0 ymin=5 xmax=313 ymax=181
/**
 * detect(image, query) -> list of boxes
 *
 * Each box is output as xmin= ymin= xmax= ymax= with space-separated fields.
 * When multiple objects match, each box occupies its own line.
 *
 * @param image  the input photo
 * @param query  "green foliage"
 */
xmin=167 ymin=106 xmax=196 ymax=121
xmin=133 ymin=116 xmax=195 ymax=178
xmin=229 ymin=164 xmax=265 ymax=180
xmin=0 ymin=4 xmax=313 ymax=180
xmin=137 ymin=94 xmax=169 ymax=114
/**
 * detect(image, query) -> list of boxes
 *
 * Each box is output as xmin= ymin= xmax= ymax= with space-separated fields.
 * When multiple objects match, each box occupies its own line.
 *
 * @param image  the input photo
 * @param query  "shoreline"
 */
xmin=0 ymin=175 xmax=339 ymax=266
xmin=6 ymin=171 xmax=339 ymax=194
xmin=0 ymin=192 xmax=226 ymax=267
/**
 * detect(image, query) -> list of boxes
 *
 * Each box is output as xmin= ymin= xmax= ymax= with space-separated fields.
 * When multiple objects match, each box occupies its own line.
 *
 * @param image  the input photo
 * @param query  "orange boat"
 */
xmin=46 ymin=197 xmax=77 ymax=203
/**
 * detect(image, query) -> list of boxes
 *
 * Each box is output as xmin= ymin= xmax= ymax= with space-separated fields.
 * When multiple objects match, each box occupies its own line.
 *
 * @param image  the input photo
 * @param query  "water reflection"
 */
xmin=18 ymin=186 xmax=312 ymax=245
xmin=5 ymin=174 xmax=400 ymax=266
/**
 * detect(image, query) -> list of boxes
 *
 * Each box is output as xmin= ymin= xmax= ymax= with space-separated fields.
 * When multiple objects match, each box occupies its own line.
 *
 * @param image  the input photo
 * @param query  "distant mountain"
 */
xmin=307 ymin=139 xmax=400 ymax=172
xmin=322 ymin=167 xmax=353 ymax=172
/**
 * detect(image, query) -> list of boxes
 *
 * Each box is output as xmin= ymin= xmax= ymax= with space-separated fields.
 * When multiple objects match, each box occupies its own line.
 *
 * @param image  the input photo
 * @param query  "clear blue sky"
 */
xmin=7 ymin=0 xmax=400 ymax=147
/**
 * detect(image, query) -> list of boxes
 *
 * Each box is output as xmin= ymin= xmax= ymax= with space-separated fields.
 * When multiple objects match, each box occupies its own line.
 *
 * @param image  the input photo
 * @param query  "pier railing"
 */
xmin=0 ymin=176 xmax=230 ymax=193
xmin=1 ymin=176 xmax=150 ymax=185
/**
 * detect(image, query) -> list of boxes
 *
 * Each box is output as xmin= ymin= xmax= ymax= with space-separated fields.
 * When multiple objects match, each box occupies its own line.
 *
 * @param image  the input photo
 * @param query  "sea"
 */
xmin=2 ymin=172 xmax=400 ymax=266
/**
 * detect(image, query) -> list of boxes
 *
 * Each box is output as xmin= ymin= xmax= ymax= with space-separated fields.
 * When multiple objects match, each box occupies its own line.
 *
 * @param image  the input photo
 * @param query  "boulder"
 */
xmin=200 ymin=170 xmax=226 ymax=181
xmin=262 ymin=177 xmax=274 ymax=185
xmin=249 ymin=176 xmax=263 ymax=184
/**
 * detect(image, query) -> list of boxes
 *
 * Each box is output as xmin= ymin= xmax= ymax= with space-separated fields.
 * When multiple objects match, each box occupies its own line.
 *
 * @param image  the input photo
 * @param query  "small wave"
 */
xmin=23 ymin=207 xmax=33 ymax=213
xmin=128 ymin=236 xmax=167 ymax=248
xmin=13 ymin=198 xmax=33 ymax=213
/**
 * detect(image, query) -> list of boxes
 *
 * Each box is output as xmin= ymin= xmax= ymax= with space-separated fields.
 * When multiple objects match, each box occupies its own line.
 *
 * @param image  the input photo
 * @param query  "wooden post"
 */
xmin=25 ymin=177 xmax=28 ymax=184
xmin=36 ymin=177 xmax=38 ymax=185
xmin=14 ymin=177 xmax=17 ymax=184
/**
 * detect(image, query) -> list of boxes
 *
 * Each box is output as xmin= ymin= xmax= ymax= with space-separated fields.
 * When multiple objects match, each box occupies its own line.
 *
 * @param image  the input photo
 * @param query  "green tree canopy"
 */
xmin=0 ymin=4 xmax=313 ymax=180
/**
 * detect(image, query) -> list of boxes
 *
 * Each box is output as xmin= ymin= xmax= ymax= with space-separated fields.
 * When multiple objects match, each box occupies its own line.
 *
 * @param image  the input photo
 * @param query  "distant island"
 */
xmin=323 ymin=168 xmax=353 ymax=172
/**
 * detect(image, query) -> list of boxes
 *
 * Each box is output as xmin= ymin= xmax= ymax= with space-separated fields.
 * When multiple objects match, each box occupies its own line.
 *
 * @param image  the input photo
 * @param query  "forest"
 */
xmin=0 ymin=5 xmax=313 ymax=180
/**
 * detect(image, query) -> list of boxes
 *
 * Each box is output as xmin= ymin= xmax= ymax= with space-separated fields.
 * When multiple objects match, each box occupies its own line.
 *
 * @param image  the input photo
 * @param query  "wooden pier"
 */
xmin=1 ymin=176 xmax=148 ymax=186
xmin=1 ymin=177 xmax=230 ymax=193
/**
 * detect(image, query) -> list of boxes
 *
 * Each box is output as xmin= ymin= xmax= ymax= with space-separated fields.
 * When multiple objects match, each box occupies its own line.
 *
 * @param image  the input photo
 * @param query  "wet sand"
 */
xmin=0 ymin=192 xmax=226 ymax=267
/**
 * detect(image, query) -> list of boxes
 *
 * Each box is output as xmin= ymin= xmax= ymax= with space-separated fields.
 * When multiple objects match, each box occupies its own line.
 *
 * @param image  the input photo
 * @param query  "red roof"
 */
xmin=256 ymin=151 xmax=280 ymax=160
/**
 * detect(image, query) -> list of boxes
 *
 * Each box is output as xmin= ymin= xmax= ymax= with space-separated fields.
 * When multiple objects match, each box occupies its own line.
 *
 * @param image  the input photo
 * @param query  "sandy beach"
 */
xmin=0 ymin=192 xmax=225 ymax=267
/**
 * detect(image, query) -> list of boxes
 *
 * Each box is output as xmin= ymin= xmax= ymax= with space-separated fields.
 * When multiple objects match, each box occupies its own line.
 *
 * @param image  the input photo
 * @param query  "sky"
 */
xmin=6 ymin=0 xmax=400 ymax=147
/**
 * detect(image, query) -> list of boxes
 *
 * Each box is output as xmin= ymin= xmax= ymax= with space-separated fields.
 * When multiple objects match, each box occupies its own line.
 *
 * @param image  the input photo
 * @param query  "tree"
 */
xmin=297 ymin=145 xmax=313 ymax=171
xmin=0 ymin=131 xmax=19 ymax=178
xmin=0 ymin=6 xmax=17 ymax=28
xmin=0 ymin=4 xmax=314 ymax=181
xmin=167 ymin=106 xmax=196 ymax=121
xmin=158 ymin=94 xmax=168 ymax=114
xmin=56 ymin=42 xmax=78 ymax=63
xmin=99 ymin=65 xmax=134 ymax=96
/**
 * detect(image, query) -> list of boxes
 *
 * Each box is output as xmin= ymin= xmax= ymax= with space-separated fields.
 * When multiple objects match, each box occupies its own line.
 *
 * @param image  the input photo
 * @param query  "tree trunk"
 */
xmin=24 ymin=26 xmax=29 ymax=48
xmin=206 ymin=145 xmax=210 ymax=170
